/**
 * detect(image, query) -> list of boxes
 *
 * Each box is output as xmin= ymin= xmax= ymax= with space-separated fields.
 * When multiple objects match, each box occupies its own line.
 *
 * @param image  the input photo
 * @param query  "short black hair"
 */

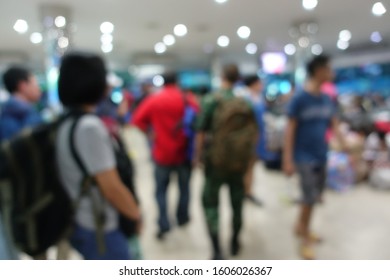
xmin=2 ymin=66 xmax=31 ymax=94
xmin=58 ymin=51 xmax=107 ymax=107
xmin=162 ymin=72 xmax=178 ymax=85
xmin=306 ymin=55 xmax=330 ymax=77
xmin=243 ymin=75 xmax=260 ymax=87
xmin=222 ymin=64 xmax=240 ymax=84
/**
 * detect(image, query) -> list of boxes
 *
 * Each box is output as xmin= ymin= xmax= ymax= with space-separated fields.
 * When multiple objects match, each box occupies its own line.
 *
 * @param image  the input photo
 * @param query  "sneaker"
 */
xmin=231 ymin=238 xmax=241 ymax=256
xmin=211 ymin=252 xmax=224 ymax=260
xmin=156 ymin=229 xmax=169 ymax=241
xmin=178 ymin=218 xmax=190 ymax=227
xmin=246 ymin=195 xmax=263 ymax=207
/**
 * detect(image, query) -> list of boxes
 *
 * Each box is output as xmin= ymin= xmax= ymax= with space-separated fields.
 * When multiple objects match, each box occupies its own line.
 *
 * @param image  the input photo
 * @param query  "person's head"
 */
xmin=2 ymin=66 xmax=41 ymax=102
xmin=162 ymin=72 xmax=178 ymax=86
xmin=58 ymin=51 xmax=107 ymax=108
xmin=306 ymin=55 xmax=334 ymax=84
xmin=243 ymin=75 xmax=262 ymax=94
xmin=221 ymin=64 xmax=240 ymax=88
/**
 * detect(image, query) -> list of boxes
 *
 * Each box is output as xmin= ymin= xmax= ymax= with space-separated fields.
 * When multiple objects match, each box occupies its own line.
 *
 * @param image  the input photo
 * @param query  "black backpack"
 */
xmin=112 ymin=136 xmax=139 ymax=238
xmin=69 ymin=117 xmax=139 ymax=239
xmin=0 ymin=111 xmax=138 ymax=258
xmin=0 ymin=112 xmax=84 ymax=257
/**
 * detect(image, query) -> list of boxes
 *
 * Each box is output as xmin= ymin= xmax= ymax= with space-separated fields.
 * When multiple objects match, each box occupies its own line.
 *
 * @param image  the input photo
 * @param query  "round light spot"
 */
xmin=174 ymin=24 xmax=188 ymax=37
xmin=30 ymin=32 xmax=43 ymax=44
xmin=237 ymin=26 xmax=251 ymax=39
xmin=54 ymin=16 xmax=66 ymax=28
xmin=100 ymin=22 xmax=114 ymax=34
xmin=13 ymin=19 xmax=28 ymax=34
xmin=217 ymin=35 xmax=230 ymax=47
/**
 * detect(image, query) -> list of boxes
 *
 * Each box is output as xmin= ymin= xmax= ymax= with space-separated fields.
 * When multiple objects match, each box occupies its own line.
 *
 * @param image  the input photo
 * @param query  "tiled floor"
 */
xmin=125 ymin=128 xmax=390 ymax=260
xmin=39 ymin=128 xmax=390 ymax=260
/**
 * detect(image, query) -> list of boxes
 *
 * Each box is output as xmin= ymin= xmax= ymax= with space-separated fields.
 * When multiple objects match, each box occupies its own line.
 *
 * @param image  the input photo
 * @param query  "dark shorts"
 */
xmin=297 ymin=163 xmax=327 ymax=205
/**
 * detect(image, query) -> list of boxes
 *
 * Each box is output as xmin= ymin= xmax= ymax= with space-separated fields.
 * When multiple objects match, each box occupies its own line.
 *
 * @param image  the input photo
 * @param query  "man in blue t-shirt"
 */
xmin=0 ymin=66 xmax=42 ymax=259
xmin=283 ymin=55 xmax=345 ymax=260
xmin=0 ymin=66 xmax=42 ymax=141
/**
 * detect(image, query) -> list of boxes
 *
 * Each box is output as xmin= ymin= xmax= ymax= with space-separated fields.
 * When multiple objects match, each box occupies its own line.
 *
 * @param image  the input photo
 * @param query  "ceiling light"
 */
xmin=339 ymin=30 xmax=352 ymax=41
xmin=372 ymin=2 xmax=387 ymax=16
xmin=337 ymin=40 xmax=349 ymax=50
xmin=215 ymin=0 xmax=228 ymax=3
xmin=153 ymin=75 xmax=165 ymax=87
xmin=174 ymin=24 xmax=188 ymax=37
xmin=13 ymin=19 xmax=28 ymax=34
xmin=154 ymin=42 xmax=167 ymax=54
xmin=163 ymin=34 xmax=176 ymax=46
xmin=58 ymin=36 xmax=69 ymax=48
xmin=30 ymin=32 xmax=43 ymax=44
xmin=101 ymin=34 xmax=113 ymax=44
xmin=298 ymin=37 xmax=310 ymax=48
xmin=302 ymin=0 xmax=318 ymax=10
xmin=101 ymin=43 xmax=113 ymax=53
xmin=217 ymin=35 xmax=230 ymax=47
xmin=371 ymin=31 xmax=383 ymax=43
xmin=284 ymin=44 xmax=296 ymax=55
xmin=311 ymin=44 xmax=323 ymax=55
xmin=100 ymin=22 xmax=114 ymax=34
xmin=237 ymin=26 xmax=251 ymax=39
xmin=245 ymin=43 xmax=258 ymax=55
xmin=54 ymin=16 xmax=66 ymax=28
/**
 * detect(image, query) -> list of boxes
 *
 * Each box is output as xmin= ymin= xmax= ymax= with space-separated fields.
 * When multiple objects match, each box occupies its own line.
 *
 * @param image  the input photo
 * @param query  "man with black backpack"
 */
xmin=0 ymin=66 xmax=42 ymax=259
xmin=0 ymin=66 xmax=42 ymax=141
xmin=0 ymin=52 xmax=141 ymax=260
xmin=194 ymin=64 xmax=258 ymax=260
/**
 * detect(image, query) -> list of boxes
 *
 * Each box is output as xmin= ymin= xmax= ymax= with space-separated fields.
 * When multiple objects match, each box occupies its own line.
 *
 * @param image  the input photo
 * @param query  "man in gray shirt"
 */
xmin=56 ymin=52 xmax=140 ymax=260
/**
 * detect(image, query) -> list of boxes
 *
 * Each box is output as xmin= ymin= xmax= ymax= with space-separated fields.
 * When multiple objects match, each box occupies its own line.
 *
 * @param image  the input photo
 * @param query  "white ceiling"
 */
xmin=0 ymin=0 xmax=389 ymax=70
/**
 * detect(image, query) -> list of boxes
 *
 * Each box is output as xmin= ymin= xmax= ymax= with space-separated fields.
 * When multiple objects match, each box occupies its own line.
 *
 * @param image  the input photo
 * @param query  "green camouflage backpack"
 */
xmin=209 ymin=94 xmax=258 ymax=173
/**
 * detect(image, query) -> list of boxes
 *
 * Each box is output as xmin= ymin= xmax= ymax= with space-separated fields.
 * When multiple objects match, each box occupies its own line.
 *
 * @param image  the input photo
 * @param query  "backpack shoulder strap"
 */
xmin=68 ymin=113 xmax=106 ymax=254
xmin=69 ymin=114 xmax=88 ymax=178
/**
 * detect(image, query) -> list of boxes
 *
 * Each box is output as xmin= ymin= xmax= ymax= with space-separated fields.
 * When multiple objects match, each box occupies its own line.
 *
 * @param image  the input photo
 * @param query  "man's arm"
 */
xmin=131 ymin=98 xmax=152 ymax=133
xmin=331 ymin=117 xmax=347 ymax=152
xmin=283 ymin=118 xmax=297 ymax=176
xmin=193 ymin=132 xmax=205 ymax=167
xmin=95 ymin=169 xmax=140 ymax=221
xmin=76 ymin=120 xmax=141 ymax=222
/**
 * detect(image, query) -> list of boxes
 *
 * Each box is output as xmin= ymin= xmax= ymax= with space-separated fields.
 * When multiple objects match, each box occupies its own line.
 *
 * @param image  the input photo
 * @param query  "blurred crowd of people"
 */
xmin=0 ymin=51 xmax=389 ymax=261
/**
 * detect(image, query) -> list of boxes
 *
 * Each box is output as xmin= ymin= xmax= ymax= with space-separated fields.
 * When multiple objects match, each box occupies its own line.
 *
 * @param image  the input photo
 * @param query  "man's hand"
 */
xmin=283 ymin=118 xmax=297 ymax=177
xmin=283 ymin=159 xmax=296 ymax=177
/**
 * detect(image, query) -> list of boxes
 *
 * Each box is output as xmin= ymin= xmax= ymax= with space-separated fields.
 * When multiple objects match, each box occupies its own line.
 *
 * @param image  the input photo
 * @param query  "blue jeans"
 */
xmin=70 ymin=224 xmax=131 ymax=260
xmin=154 ymin=163 xmax=191 ymax=232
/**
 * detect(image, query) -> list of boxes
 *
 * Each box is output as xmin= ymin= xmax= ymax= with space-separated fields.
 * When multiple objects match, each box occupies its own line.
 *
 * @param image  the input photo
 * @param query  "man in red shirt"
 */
xmin=132 ymin=73 xmax=199 ymax=239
